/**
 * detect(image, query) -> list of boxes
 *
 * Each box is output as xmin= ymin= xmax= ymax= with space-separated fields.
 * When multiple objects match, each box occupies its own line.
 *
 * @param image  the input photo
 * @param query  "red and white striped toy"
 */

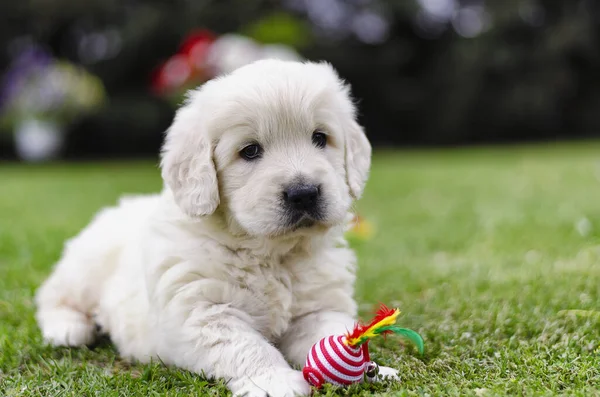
xmin=302 ymin=305 xmax=424 ymax=388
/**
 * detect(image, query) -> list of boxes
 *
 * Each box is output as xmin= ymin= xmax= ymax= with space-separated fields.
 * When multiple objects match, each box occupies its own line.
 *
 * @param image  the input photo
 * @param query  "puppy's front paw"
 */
xmin=232 ymin=367 xmax=310 ymax=397
xmin=377 ymin=365 xmax=399 ymax=381
xmin=39 ymin=309 xmax=96 ymax=347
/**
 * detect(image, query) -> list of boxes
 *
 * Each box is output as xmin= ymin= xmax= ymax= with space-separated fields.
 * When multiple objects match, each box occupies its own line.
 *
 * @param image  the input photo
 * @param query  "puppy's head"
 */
xmin=161 ymin=60 xmax=371 ymax=237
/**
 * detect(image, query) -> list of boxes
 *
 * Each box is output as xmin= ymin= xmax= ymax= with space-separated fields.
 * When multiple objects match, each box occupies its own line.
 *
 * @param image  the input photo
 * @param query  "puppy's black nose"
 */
xmin=283 ymin=184 xmax=320 ymax=211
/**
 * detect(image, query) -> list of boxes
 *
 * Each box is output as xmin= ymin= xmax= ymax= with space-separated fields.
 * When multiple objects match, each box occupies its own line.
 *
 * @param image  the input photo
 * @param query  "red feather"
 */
xmin=346 ymin=304 xmax=397 ymax=342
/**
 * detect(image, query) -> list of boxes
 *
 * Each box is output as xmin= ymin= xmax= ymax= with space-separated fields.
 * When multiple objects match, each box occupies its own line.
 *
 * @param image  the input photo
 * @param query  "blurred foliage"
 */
xmin=1 ymin=0 xmax=599 ymax=158
xmin=243 ymin=12 xmax=313 ymax=48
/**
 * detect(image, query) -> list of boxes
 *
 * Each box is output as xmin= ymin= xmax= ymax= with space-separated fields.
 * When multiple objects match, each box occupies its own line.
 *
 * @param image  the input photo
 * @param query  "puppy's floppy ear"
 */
xmin=160 ymin=94 xmax=219 ymax=217
xmin=323 ymin=62 xmax=372 ymax=200
xmin=345 ymin=118 xmax=372 ymax=200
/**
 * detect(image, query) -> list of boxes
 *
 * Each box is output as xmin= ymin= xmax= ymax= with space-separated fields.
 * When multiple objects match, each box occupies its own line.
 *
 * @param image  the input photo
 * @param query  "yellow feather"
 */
xmin=344 ymin=309 xmax=401 ymax=346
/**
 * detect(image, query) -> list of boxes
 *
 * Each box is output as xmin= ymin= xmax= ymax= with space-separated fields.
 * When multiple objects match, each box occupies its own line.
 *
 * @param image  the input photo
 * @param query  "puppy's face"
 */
xmin=215 ymin=104 xmax=349 ymax=236
xmin=161 ymin=60 xmax=371 ymax=237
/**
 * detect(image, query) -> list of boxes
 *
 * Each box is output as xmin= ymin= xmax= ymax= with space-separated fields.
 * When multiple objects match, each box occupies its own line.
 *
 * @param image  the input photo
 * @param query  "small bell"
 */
xmin=364 ymin=361 xmax=379 ymax=382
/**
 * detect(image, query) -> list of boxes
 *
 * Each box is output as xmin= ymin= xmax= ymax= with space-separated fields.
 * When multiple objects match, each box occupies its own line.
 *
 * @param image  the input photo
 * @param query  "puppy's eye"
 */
xmin=240 ymin=144 xmax=263 ymax=160
xmin=312 ymin=130 xmax=327 ymax=149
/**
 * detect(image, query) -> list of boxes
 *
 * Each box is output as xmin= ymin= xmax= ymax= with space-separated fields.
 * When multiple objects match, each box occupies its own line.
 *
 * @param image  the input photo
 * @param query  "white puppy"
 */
xmin=35 ymin=59 xmax=395 ymax=396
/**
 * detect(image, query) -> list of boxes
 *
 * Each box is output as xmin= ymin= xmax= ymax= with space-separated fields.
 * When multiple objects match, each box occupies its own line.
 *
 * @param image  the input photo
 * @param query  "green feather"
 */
xmin=376 ymin=325 xmax=425 ymax=355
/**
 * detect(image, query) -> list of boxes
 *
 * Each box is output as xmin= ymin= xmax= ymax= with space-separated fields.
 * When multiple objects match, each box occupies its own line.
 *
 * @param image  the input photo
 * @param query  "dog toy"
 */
xmin=302 ymin=304 xmax=424 ymax=388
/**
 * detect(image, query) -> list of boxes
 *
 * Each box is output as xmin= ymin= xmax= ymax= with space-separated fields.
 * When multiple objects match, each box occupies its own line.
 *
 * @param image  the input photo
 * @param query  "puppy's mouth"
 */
xmin=293 ymin=216 xmax=317 ymax=230
xmin=285 ymin=211 xmax=321 ymax=230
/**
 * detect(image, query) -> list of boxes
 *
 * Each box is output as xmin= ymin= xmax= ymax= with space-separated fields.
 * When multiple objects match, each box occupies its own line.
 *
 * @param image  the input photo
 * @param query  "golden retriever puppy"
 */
xmin=36 ymin=59 xmax=396 ymax=396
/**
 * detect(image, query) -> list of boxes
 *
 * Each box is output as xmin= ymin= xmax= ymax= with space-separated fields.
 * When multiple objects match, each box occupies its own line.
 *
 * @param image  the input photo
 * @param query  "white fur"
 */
xmin=35 ymin=60 xmax=396 ymax=396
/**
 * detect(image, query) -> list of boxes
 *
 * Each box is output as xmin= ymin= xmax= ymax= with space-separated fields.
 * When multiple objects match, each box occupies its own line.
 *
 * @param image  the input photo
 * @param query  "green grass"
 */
xmin=2 ymin=142 xmax=600 ymax=396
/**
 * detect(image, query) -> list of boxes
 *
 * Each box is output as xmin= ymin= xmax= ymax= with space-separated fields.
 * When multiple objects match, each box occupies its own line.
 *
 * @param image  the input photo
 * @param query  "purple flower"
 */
xmin=0 ymin=45 xmax=53 ymax=112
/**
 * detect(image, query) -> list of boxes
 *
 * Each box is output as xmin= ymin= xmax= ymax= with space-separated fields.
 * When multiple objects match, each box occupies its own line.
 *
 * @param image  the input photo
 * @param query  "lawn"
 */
xmin=1 ymin=143 xmax=599 ymax=396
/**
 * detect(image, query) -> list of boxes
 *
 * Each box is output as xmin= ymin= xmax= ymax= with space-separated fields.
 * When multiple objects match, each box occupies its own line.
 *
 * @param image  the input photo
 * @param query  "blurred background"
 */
xmin=0 ymin=0 xmax=599 ymax=162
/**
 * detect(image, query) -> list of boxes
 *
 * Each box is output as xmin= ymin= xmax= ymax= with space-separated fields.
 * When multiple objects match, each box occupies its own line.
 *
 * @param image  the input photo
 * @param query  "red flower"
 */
xmin=179 ymin=29 xmax=216 ymax=68
xmin=151 ymin=29 xmax=217 ymax=95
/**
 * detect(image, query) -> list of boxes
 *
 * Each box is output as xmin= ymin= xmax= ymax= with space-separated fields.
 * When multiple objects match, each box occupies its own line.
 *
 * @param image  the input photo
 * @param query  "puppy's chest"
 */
xmin=228 ymin=258 xmax=298 ymax=340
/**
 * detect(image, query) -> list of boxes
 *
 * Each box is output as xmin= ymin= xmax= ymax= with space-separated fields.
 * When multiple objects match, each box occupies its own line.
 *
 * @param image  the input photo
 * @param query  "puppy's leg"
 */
xmin=35 ymin=268 xmax=96 ymax=347
xmin=35 ymin=237 xmax=104 ymax=347
xmin=279 ymin=311 xmax=399 ymax=381
xmin=35 ymin=203 xmax=132 ymax=347
xmin=155 ymin=297 xmax=311 ymax=397
xmin=279 ymin=310 xmax=355 ymax=368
